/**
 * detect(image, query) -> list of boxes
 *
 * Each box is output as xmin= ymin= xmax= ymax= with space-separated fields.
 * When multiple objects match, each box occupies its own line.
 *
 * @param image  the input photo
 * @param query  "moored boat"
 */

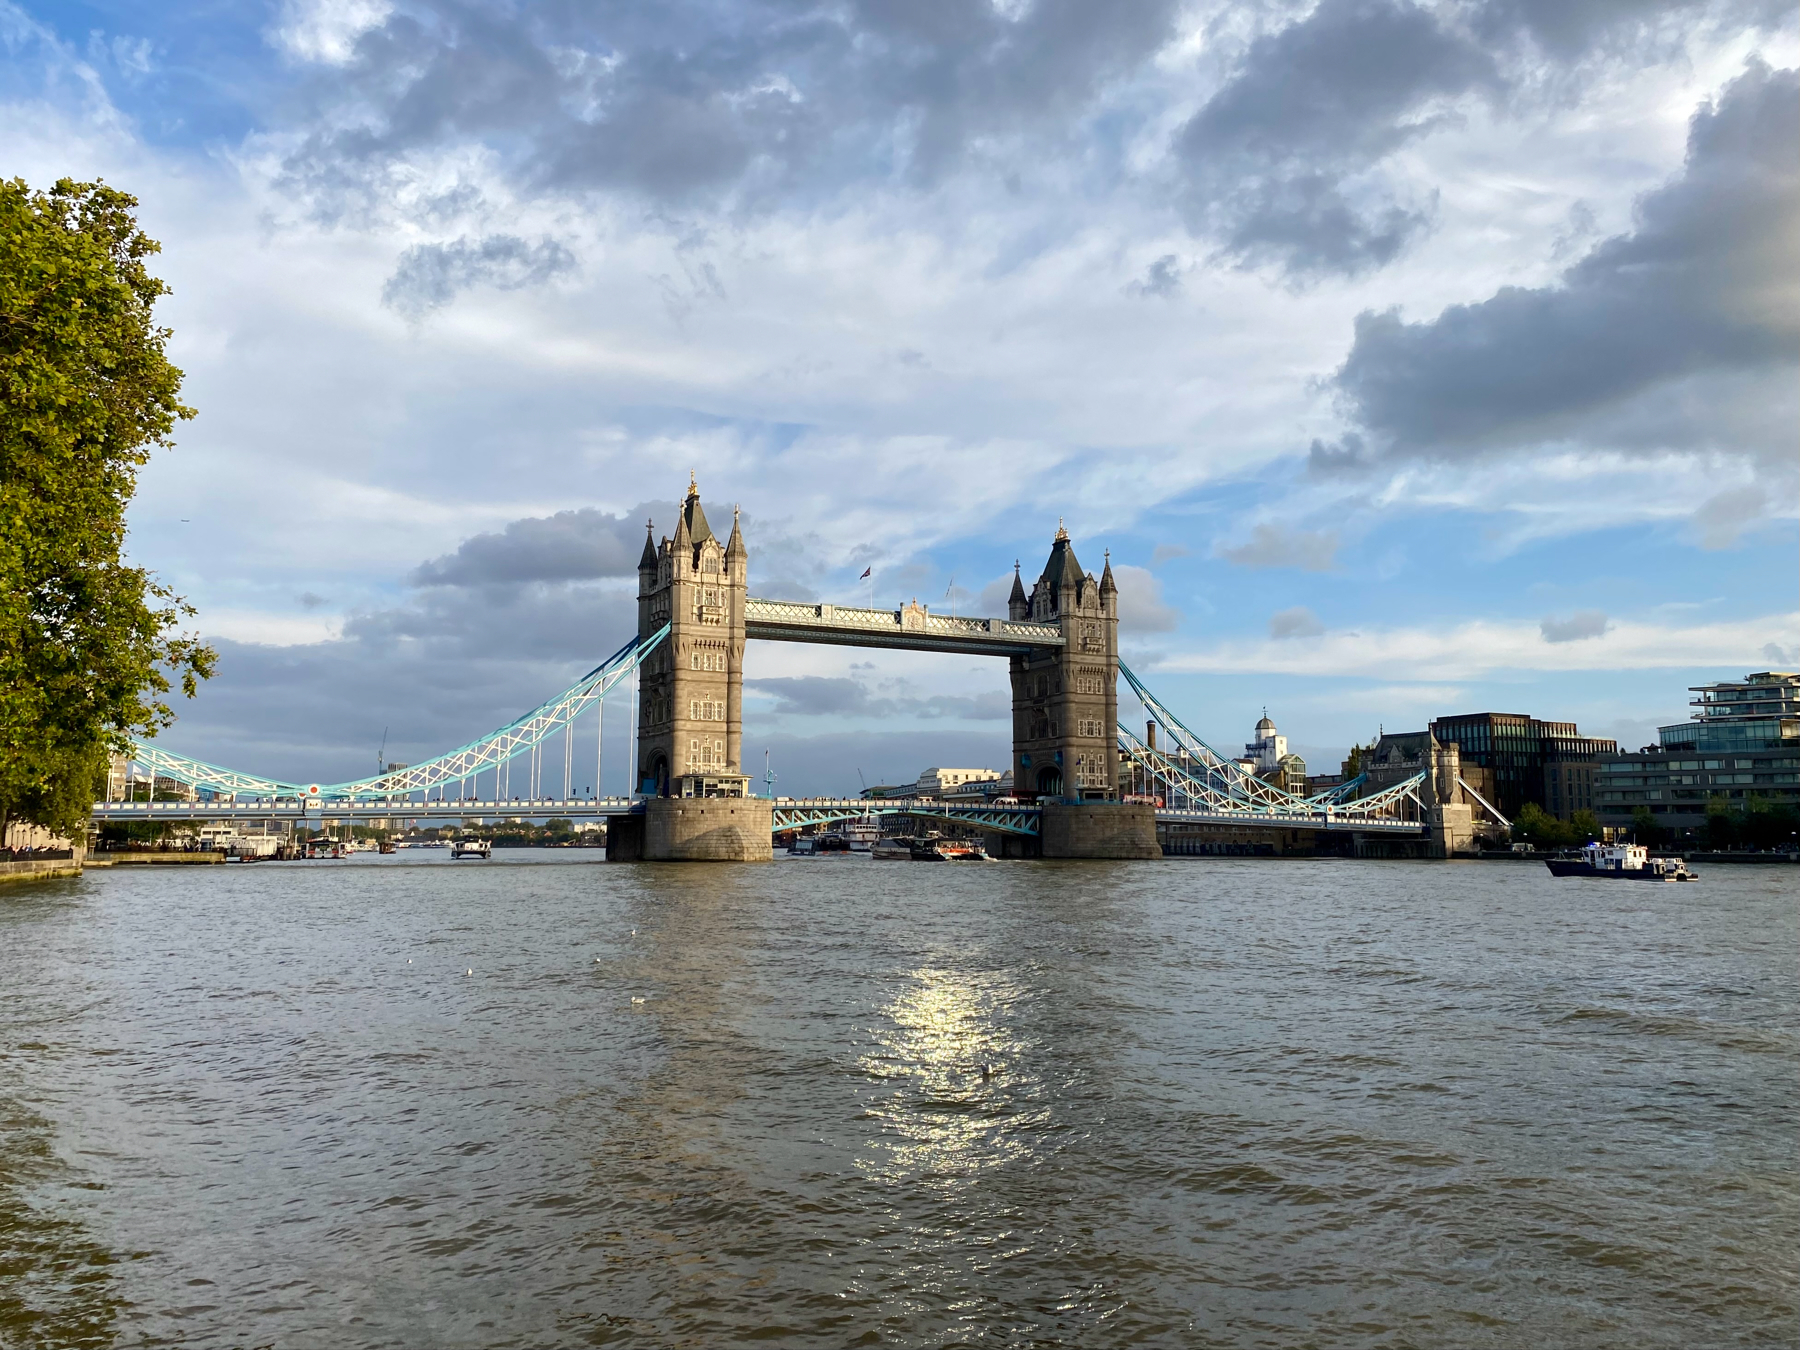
xmin=1546 ymin=841 xmax=1696 ymax=881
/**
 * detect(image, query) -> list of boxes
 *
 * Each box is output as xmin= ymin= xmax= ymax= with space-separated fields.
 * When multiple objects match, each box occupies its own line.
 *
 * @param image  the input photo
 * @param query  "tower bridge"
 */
xmin=94 ymin=476 xmax=1495 ymax=859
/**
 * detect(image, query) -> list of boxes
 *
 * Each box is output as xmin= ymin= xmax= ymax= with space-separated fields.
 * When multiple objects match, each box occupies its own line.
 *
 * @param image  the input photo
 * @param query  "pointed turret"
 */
xmin=680 ymin=472 xmax=714 ymax=546
xmin=1100 ymin=549 xmax=1116 ymax=599
xmin=638 ymin=520 xmax=658 ymax=573
xmin=725 ymin=505 xmax=746 ymax=564
xmin=1007 ymin=561 xmax=1027 ymax=620
xmin=1036 ymin=521 xmax=1084 ymax=613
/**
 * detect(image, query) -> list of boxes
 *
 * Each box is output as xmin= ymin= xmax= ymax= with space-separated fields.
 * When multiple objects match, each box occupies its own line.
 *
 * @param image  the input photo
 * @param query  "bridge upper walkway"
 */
xmin=744 ymin=598 xmax=1063 ymax=655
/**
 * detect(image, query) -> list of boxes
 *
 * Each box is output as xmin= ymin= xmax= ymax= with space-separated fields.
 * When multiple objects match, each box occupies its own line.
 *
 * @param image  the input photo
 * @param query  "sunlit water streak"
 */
xmin=1 ymin=852 xmax=1794 ymax=1347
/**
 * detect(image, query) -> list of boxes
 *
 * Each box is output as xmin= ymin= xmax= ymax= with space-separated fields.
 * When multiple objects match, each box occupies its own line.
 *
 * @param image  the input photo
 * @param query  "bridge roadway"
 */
xmin=90 ymin=796 xmax=1428 ymax=836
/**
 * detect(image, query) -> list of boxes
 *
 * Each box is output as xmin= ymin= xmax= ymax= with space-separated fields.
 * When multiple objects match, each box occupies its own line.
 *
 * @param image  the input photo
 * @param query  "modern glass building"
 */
xmin=1595 ymin=672 xmax=1800 ymax=835
xmin=1658 ymin=671 xmax=1800 ymax=754
xmin=1428 ymin=713 xmax=1616 ymax=820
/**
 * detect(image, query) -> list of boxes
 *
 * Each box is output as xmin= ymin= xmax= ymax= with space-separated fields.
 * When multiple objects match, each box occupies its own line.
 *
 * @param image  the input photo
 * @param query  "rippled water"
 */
xmin=2 ymin=854 xmax=1794 ymax=1348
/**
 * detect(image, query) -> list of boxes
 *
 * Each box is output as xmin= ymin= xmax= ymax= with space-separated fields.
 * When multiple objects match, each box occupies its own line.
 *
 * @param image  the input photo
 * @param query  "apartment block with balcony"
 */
xmin=1595 ymin=672 xmax=1800 ymax=834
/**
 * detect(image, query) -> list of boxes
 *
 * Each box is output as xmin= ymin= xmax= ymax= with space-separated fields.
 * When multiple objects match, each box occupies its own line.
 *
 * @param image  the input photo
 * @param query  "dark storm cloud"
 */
xmin=270 ymin=0 xmax=1792 ymax=283
xmin=410 ymin=503 xmax=661 ymax=586
xmin=1540 ymin=610 xmax=1609 ymax=642
xmin=170 ymin=504 xmax=655 ymax=782
xmin=1328 ymin=62 xmax=1799 ymax=457
xmin=1175 ymin=0 xmax=1497 ymax=276
xmin=280 ymin=0 xmax=1181 ymax=210
xmin=1218 ymin=523 xmax=1340 ymax=571
xmin=381 ymin=234 xmax=578 ymax=319
xmin=177 ymin=580 xmax=639 ymax=786
xmin=1127 ymin=253 xmax=1184 ymax=297
xmin=1474 ymin=0 xmax=1792 ymax=59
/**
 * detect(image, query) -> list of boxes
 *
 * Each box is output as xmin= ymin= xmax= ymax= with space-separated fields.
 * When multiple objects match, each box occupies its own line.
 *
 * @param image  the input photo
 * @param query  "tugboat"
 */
xmin=451 ymin=835 xmax=492 ymax=860
xmin=1546 ymin=841 xmax=1697 ymax=881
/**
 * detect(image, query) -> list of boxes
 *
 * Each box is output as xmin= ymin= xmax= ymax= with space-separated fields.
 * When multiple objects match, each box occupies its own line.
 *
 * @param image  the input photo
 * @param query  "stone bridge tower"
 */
xmin=634 ymin=476 xmax=750 ymax=799
xmin=1008 ymin=526 xmax=1120 ymax=801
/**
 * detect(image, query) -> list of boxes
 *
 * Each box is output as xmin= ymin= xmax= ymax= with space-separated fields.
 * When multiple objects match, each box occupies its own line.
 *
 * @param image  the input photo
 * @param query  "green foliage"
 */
xmin=1740 ymin=798 xmax=1798 ymax=850
xmin=1703 ymin=795 xmax=1737 ymax=850
xmin=0 ymin=178 xmax=214 ymax=840
xmin=1511 ymin=801 xmax=1574 ymax=848
xmin=1629 ymin=805 xmax=1665 ymax=848
xmin=1512 ymin=803 xmax=1603 ymax=848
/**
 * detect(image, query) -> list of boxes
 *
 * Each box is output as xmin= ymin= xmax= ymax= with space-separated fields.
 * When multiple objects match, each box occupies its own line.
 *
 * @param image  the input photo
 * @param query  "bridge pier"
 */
xmin=607 ymin=798 xmax=775 ymax=862
xmin=1040 ymin=801 xmax=1161 ymax=860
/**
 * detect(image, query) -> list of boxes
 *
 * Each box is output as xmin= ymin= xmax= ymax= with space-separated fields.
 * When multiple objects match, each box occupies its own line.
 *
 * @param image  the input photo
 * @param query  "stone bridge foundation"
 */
xmin=1040 ymin=802 xmax=1161 ymax=859
xmin=607 ymin=798 xmax=776 ymax=862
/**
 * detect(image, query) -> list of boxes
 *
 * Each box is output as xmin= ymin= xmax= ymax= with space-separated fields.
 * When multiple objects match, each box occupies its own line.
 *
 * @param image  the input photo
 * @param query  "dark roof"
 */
xmin=638 ymin=524 xmax=658 ymax=570
xmin=1038 ymin=530 xmax=1084 ymax=593
xmin=683 ymin=487 xmax=714 ymax=546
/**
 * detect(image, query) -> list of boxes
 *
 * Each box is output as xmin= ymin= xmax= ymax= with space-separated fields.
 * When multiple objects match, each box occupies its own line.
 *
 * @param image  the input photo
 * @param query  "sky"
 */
xmin=5 ymin=0 xmax=1796 ymax=796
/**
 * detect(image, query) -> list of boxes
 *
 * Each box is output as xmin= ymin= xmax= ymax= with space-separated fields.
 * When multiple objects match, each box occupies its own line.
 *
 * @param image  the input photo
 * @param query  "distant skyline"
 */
xmin=5 ymin=0 xmax=1795 ymax=795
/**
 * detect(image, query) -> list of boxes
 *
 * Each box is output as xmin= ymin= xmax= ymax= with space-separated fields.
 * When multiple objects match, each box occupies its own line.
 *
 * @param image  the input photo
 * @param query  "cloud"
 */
xmin=1154 ymin=610 xmax=1798 ymax=680
xmin=747 ymin=676 xmax=1009 ymax=721
xmin=1127 ymin=253 xmax=1184 ymax=298
xmin=274 ymin=0 xmax=393 ymax=64
xmin=1539 ymin=609 xmax=1609 ymax=643
xmin=274 ymin=0 xmax=1184 ymax=215
xmin=978 ymin=572 xmax=1019 ymax=615
xmin=1218 ymin=523 xmax=1340 ymax=571
xmin=1111 ymin=563 xmax=1179 ymax=632
xmin=1149 ymin=544 xmax=1189 ymax=567
xmin=410 ymin=503 xmax=661 ymax=587
xmin=381 ymin=234 xmax=578 ymax=319
xmin=1175 ymin=0 xmax=1496 ymax=277
xmin=1270 ymin=606 xmax=1326 ymax=639
xmin=1762 ymin=642 xmax=1797 ymax=665
xmin=1690 ymin=485 xmax=1771 ymax=549
xmin=1330 ymin=62 xmax=1800 ymax=461
xmin=298 ymin=591 xmax=326 ymax=609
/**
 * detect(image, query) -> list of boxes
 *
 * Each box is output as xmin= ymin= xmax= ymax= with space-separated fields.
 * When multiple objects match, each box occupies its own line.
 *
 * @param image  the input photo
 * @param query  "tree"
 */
xmin=1629 ymin=805 xmax=1664 ymax=848
xmin=1570 ymin=809 xmax=1600 ymax=842
xmin=1512 ymin=801 xmax=1575 ymax=848
xmin=1703 ymin=795 xmax=1737 ymax=851
xmin=0 ymin=178 xmax=214 ymax=843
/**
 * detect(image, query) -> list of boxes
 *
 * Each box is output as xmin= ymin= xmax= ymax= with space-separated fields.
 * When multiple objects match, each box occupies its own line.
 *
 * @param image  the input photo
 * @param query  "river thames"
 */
xmin=2 ymin=854 xmax=1794 ymax=1348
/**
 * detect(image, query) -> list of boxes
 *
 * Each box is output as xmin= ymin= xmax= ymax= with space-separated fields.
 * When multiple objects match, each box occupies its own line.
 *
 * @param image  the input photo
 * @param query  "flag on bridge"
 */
xmin=859 ymin=567 xmax=871 ymax=579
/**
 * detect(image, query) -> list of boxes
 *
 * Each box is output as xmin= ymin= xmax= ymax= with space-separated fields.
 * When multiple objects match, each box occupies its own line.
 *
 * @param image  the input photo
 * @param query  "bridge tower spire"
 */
xmin=634 ymin=477 xmax=750 ymax=799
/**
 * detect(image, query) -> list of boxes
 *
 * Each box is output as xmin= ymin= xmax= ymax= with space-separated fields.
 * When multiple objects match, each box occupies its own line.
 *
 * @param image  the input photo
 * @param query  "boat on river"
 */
xmin=1546 ymin=841 xmax=1696 ymax=881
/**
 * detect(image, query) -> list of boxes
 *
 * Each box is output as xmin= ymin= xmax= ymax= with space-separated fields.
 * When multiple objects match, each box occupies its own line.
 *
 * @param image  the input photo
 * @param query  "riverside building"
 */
xmin=1427 ymin=713 xmax=1616 ymax=821
xmin=1595 ymin=671 xmax=1800 ymax=835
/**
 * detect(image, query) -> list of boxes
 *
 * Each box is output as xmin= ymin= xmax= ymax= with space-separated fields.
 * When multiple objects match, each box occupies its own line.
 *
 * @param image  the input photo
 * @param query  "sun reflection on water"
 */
xmin=854 ymin=967 xmax=1044 ymax=1187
